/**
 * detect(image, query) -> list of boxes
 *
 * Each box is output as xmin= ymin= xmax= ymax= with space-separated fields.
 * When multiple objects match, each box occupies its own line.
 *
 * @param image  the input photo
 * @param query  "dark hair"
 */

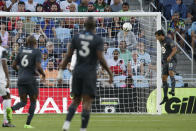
xmin=122 ymin=2 xmax=129 ymax=7
xmin=84 ymin=16 xmax=96 ymax=31
xmin=27 ymin=35 xmax=36 ymax=47
xmin=95 ymin=0 xmax=106 ymax=6
xmin=155 ymin=30 xmax=165 ymax=36
xmin=36 ymin=4 xmax=43 ymax=12
xmin=112 ymin=49 xmax=120 ymax=54
xmin=18 ymin=1 xmax=25 ymax=5
xmin=104 ymin=42 xmax=109 ymax=46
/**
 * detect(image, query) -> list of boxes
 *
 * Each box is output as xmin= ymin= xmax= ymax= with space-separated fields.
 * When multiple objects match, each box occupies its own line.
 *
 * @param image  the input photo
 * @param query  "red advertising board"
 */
xmin=0 ymin=88 xmax=82 ymax=114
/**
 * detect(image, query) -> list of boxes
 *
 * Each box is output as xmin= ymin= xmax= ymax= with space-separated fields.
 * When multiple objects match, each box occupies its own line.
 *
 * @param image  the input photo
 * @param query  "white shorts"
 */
xmin=0 ymin=82 xmax=10 ymax=96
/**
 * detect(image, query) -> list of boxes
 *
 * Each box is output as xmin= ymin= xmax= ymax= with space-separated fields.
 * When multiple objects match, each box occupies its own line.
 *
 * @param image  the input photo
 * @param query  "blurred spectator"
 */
xmin=103 ymin=42 xmax=110 ymax=60
xmin=171 ymin=0 xmax=187 ymax=19
xmin=104 ymin=5 xmax=112 ymax=12
xmin=125 ymin=76 xmax=134 ymax=88
xmin=137 ymin=42 xmax=152 ymax=76
xmin=69 ymin=3 xmax=77 ymax=12
xmin=119 ymin=2 xmax=130 ymax=22
xmin=31 ymin=4 xmax=44 ymax=23
xmin=6 ymin=0 xmax=18 ymax=12
xmin=25 ymin=0 xmax=37 ymax=12
xmin=137 ymin=42 xmax=151 ymax=66
xmin=108 ymin=49 xmax=126 ymax=76
xmin=87 ymin=2 xmax=95 ymax=12
xmin=110 ymin=0 xmax=122 ymax=12
xmin=41 ymin=48 xmax=49 ymax=70
xmin=127 ymin=50 xmax=144 ymax=76
xmin=118 ymin=41 xmax=132 ymax=65
xmin=130 ymin=17 xmax=140 ymax=36
xmin=9 ymin=42 xmax=19 ymax=63
xmin=55 ymin=20 xmax=71 ymax=42
xmin=187 ymin=0 xmax=196 ymax=22
xmin=18 ymin=1 xmax=25 ymax=12
xmin=78 ymin=0 xmax=89 ymax=12
xmin=60 ymin=0 xmax=78 ymax=12
xmin=188 ymin=22 xmax=196 ymax=54
xmin=73 ymin=0 xmax=80 ymax=5
xmin=7 ymin=17 xmax=18 ymax=31
xmin=0 ymin=0 xmax=6 ymax=11
xmin=50 ymin=3 xmax=58 ymax=12
xmin=158 ymin=0 xmax=176 ymax=20
xmin=43 ymin=60 xmax=58 ymax=87
xmin=23 ymin=15 xmax=35 ymax=35
xmin=63 ymin=63 xmax=72 ymax=85
xmin=96 ymin=18 xmax=107 ymax=37
xmin=0 ymin=22 xmax=9 ymax=48
xmin=41 ymin=18 xmax=56 ymax=38
xmin=108 ymin=17 xmax=121 ymax=38
xmin=168 ymin=12 xmax=185 ymax=47
xmin=43 ymin=0 xmax=61 ymax=12
xmin=38 ymin=34 xmax=47 ymax=49
xmin=117 ymin=24 xmax=137 ymax=50
xmin=46 ymin=41 xmax=58 ymax=61
xmin=94 ymin=0 xmax=106 ymax=12
xmin=31 ymin=24 xmax=47 ymax=41
xmin=11 ymin=20 xmax=26 ymax=43
xmin=97 ymin=66 xmax=113 ymax=88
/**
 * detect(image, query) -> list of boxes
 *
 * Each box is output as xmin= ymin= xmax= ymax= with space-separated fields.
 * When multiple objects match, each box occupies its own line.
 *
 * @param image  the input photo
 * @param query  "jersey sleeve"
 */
xmin=35 ymin=50 xmax=42 ymax=63
xmin=96 ymin=36 xmax=104 ymax=51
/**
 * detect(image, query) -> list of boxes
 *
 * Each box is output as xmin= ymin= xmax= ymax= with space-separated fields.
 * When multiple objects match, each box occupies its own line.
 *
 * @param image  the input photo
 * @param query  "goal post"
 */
xmin=0 ymin=12 xmax=162 ymax=114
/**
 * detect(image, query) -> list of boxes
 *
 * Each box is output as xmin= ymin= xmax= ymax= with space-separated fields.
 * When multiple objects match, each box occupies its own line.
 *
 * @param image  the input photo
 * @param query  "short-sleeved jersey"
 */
xmin=160 ymin=37 xmax=177 ymax=62
xmin=0 ymin=46 xmax=8 ymax=82
xmin=15 ymin=47 xmax=42 ymax=84
xmin=70 ymin=31 xmax=104 ymax=77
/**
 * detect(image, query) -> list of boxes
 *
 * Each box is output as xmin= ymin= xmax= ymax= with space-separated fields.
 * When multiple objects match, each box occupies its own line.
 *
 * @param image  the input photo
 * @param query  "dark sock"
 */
xmin=163 ymin=81 xmax=168 ymax=98
xmin=66 ymin=104 xmax=77 ymax=121
xmin=81 ymin=109 xmax=90 ymax=129
xmin=12 ymin=101 xmax=27 ymax=111
xmin=26 ymin=101 xmax=36 ymax=125
xmin=170 ymin=76 xmax=176 ymax=92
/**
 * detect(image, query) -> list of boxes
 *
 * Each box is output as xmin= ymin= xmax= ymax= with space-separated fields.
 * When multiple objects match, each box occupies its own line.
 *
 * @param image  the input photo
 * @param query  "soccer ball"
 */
xmin=122 ymin=22 xmax=132 ymax=32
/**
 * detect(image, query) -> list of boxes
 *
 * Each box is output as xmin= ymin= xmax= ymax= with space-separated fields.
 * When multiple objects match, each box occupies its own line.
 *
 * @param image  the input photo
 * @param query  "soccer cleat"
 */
xmin=2 ymin=123 xmax=15 ymax=127
xmin=169 ymin=90 xmax=175 ymax=96
xmin=24 ymin=124 xmax=34 ymax=128
xmin=6 ymin=107 xmax=13 ymax=123
xmin=160 ymin=97 xmax=168 ymax=105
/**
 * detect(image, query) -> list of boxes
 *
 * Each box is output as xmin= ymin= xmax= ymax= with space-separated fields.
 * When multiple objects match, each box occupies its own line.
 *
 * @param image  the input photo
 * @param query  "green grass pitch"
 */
xmin=1 ymin=114 xmax=196 ymax=131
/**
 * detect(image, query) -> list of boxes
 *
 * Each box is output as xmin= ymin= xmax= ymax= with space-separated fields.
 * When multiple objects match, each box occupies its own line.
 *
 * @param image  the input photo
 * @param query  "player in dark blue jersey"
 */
xmin=6 ymin=36 xmax=46 ymax=128
xmin=155 ymin=30 xmax=177 ymax=105
xmin=57 ymin=16 xmax=113 ymax=131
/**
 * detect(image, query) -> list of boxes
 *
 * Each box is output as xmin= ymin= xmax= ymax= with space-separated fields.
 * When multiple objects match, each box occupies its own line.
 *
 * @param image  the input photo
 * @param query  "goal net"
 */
xmin=0 ymin=12 xmax=161 ymax=114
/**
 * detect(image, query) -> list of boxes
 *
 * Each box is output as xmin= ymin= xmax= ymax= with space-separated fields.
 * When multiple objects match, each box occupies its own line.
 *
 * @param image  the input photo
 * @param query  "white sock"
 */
xmin=62 ymin=121 xmax=70 ymax=130
xmin=3 ymin=99 xmax=11 ymax=123
xmin=80 ymin=128 xmax=86 ymax=131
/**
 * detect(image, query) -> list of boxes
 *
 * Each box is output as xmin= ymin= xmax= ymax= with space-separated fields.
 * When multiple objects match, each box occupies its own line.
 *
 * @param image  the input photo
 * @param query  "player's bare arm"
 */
xmin=36 ymin=62 xmax=46 ymax=82
xmin=167 ymin=46 xmax=177 ymax=62
xmin=12 ymin=60 xmax=19 ymax=72
xmin=57 ymin=45 xmax=74 ymax=83
xmin=97 ymin=50 xmax=113 ymax=84
xmin=2 ymin=59 xmax=9 ymax=88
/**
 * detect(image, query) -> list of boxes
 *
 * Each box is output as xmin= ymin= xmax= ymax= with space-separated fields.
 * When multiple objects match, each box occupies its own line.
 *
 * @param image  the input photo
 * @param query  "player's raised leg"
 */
xmin=160 ymin=75 xmax=169 ymax=105
xmin=62 ymin=96 xmax=81 ymax=131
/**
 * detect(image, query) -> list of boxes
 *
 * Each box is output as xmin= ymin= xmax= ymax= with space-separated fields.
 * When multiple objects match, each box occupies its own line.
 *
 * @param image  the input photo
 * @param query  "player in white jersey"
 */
xmin=0 ymin=37 xmax=15 ymax=127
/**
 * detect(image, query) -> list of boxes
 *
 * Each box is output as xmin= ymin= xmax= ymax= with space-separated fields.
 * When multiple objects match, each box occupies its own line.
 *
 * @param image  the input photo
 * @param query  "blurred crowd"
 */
xmin=0 ymin=0 xmax=186 ymax=88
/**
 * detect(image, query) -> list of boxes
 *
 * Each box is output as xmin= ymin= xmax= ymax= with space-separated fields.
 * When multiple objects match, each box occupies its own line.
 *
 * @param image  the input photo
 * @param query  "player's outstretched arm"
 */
xmin=57 ymin=44 xmax=74 ymax=82
xmin=97 ymin=50 xmax=113 ymax=84
xmin=36 ymin=62 xmax=46 ymax=81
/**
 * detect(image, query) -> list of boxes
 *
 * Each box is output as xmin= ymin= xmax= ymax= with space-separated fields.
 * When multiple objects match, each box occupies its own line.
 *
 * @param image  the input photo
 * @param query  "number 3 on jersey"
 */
xmin=21 ymin=55 xmax=29 ymax=67
xmin=79 ymin=41 xmax=90 ymax=57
